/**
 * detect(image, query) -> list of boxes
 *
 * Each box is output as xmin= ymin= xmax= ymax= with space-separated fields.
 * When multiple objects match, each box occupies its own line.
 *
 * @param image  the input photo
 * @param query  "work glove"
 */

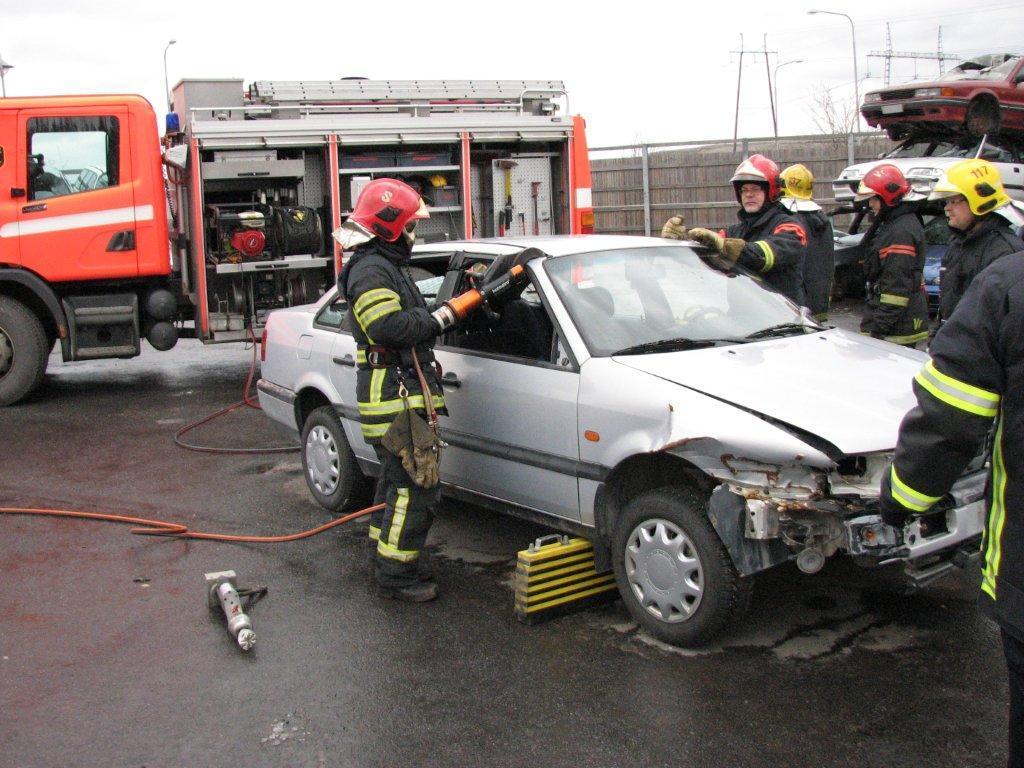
xmin=381 ymin=410 xmax=442 ymax=488
xmin=660 ymin=216 xmax=689 ymax=240
xmin=688 ymin=228 xmax=746 ymax=263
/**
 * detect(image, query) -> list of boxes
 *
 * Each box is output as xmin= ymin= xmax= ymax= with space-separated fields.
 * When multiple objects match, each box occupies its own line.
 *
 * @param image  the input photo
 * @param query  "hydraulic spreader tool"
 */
xmin=431 ymin=264 xmax=529 ymax=331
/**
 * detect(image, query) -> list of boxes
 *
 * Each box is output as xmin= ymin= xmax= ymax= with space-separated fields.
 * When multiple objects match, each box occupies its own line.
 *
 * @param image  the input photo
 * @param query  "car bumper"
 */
xmin=862 ymin=98 xmax=968 ymax=127
xmin=256 ymin=379 xmax=300 ymax=440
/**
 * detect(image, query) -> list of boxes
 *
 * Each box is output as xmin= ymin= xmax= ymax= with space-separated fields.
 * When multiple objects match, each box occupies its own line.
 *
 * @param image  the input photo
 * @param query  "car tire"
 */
xmin=0 ymin=296 xmax=49 ymax=407
xmin=300 ymin=405 xmax=370 ymax=512
xmin=612 ymin=485 xmax=751 ymax=647
xmin=965 ymin=97 xmax=1000 ymax=138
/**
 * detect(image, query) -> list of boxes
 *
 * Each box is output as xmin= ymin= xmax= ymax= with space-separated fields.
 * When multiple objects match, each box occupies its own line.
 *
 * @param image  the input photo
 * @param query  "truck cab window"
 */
xmin=27 ymin=116 xmax=119 ymax=201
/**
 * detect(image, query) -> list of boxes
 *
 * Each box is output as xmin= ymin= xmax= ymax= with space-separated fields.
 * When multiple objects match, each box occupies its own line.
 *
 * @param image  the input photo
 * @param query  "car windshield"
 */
xmin=544 ymin=245 xmax=809 ymax=357
xmin=939 ymin=55 xmax=1020 ymax=82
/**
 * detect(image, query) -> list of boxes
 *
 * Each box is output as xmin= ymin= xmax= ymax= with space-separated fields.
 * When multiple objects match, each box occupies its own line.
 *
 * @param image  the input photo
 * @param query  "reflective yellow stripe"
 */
xmin=884 ymin=330 xmax=929 ymax=345
xmin=370 ymin=367 xmax=385 ymax=405
xmin=879 ymin=293 xmax=910 ymax=307
xmin=983 ymin=418 xmax=1007 ymax=600
xmin=755 ymin=240 xmax=775 ymax=272
xmin=915 ymin=359 xmax=1001 ymax=417
xmin=889 ymin=465 xmax=942 ymax=513
xmin=353 ymin=288 xmax=400 ymax=315
xmin=361 ymin=422 xmax=390 ymax=439
xmin=376 ymin=539 xmax=419 ymax=562
xmin=358 ymin=393 xmax=445 ymax=417
xmin=368 ymin=525 xmax=381 ymax=542
xmin=358 ymin=300 xmax=401 ymax=329
xmin=356 ymin=349 xmax=367 ymax=364
xmin=387 ymin=488 xmax=410 ymax=549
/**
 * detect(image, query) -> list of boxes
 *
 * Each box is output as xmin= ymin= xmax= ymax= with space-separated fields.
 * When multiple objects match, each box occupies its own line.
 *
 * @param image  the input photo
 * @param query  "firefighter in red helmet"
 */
xmin=334 ymin=178 xmax=452 ymax=602
xmin=660 ymin=154 xmax=808 ymax=304
xmin=855 ymin=164 xmax=929 ymax=347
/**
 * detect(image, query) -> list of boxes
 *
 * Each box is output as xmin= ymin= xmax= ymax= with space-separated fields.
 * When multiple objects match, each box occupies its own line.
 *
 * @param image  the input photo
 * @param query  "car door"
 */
xmin=434 ymin=263 xmax=582 ymax=523
xmin=319 ymin=294 xmax=373 ymax=464
xmin=18 ymin=107 xmax=137 ymax=282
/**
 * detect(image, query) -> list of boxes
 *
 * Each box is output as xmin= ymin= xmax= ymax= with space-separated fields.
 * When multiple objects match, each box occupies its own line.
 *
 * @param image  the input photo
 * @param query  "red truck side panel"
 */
xmin=0 ymin=109 xmax=20 ymax=267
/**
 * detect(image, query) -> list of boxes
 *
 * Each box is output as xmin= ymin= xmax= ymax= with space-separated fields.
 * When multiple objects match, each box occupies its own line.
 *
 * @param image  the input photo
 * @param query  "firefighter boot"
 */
xmin=376 ymin=580 xmax=439 ymax=603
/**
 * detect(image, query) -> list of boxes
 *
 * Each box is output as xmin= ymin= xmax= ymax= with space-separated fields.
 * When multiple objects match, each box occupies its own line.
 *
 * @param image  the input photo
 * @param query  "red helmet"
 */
xmin=349 ymin=178 xmax=429 ymax=242
xmin=730 ymin=154 xmax=783 ymax=202
xmin=855 ymin=164 xmax=910 ymax=207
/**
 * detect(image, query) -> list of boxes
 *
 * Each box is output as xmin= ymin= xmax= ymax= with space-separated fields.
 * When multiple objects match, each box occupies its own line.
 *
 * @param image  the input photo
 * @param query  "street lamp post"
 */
xmin=808 ymin=9 xmax=860 ymax=130
xmin=163 ymin=40 xmax=177 ymax=111
xmin=772 ymin=59 xmax=805 ymax=137
xmin=0 ymin=54 xmax=13 ymax=98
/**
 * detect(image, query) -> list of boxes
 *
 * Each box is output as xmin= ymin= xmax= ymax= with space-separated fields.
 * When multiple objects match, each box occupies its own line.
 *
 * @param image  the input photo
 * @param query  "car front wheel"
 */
xmin=300 ymin=405 xmax=369 ymax=512
xmin=612 ymin=486 xmax=751 ymax=647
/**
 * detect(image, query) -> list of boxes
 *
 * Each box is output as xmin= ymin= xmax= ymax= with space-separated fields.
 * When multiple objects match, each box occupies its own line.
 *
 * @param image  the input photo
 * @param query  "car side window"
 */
xmin=315 ymin=296 xmax=348 ymax=330
xmin=27 ymin=116 xmax=120 ymax=202
xmin=445 ymin=266 xmax=557 ymax=364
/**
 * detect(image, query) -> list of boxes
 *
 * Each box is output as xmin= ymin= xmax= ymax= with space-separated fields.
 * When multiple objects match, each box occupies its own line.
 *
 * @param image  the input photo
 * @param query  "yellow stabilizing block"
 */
xmin=514 ymin=535 xmax=617 ymax=625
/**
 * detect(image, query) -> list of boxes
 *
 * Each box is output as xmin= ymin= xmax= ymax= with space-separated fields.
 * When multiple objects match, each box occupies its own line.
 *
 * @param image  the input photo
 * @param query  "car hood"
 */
xmin=612 ymin=329 xmax=925 ymax=455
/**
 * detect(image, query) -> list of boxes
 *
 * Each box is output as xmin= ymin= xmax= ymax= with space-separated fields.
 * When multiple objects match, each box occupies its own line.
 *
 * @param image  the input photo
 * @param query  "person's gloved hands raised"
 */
xmin=660 ymin=216 xmax=689 ymax=240
xmin=688 ymin=228 xmax=746 ymax=263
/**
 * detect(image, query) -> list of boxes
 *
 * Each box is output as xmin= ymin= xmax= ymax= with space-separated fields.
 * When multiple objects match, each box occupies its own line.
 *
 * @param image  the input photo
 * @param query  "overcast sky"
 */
xmin=4 ymin=0 xmax=1022 ymax=148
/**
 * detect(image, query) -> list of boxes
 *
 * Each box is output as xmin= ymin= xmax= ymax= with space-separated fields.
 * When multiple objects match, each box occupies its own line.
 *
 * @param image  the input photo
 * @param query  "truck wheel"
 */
xmin=0 ymin=296 xmax=49 ymax=406
xmin=300 ymin=405 xmax=369 ymax=512
xmin=965 ymin=97 xmax=1000 ymax=137
xmin=612 ymin=486 xmax=751 ymax=647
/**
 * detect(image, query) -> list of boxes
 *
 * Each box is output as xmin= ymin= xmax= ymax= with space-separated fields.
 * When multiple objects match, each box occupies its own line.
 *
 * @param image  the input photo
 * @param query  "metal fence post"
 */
xmin=641 ymin=145 xmax=652 ymax=236
xmin=847 ymin=133 xmax=855 ymax=166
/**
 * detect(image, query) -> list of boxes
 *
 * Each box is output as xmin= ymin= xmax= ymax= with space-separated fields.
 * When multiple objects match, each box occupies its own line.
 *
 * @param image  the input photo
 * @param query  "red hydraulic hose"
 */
xmin=0 ymin=503 xmax=383 ymax=543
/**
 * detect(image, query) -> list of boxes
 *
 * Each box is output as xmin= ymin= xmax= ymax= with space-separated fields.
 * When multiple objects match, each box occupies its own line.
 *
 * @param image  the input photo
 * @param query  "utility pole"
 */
xmin=868 ymin=24 xmax=959 ymax=86
xmin=764 ymin=35 xmax=777 ymax=140
xmin=730 ymin=35 xmax=778 ymax=150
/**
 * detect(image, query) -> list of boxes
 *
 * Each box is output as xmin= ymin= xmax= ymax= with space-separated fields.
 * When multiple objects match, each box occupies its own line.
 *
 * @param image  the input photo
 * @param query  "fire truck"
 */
xmin=0 ymin=79 xmax=594 ymax=405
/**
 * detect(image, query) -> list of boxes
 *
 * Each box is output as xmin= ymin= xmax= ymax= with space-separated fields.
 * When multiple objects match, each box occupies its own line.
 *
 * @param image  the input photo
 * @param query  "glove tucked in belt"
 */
xmin=381 ymin=409 xmax=442 ymax=488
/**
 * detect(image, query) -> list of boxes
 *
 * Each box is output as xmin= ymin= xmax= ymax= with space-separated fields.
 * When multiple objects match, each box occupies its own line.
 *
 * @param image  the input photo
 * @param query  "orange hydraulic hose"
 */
xmin=0 ymin=503 xmax=383 ymax=543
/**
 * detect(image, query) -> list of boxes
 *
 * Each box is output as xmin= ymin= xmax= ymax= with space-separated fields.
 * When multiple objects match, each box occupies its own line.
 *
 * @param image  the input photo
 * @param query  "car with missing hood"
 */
xmin=832 ymin=133 xmax=1024 ymax=207
xmin=861 ymin=54 xmax=1024 ymax=139
xmin=257 ymin=235 xmax=987 ymax=647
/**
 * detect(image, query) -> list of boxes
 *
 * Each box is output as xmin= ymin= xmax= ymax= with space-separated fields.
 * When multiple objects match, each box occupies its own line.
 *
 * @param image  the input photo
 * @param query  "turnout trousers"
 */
xmin=368 ymin=445 xmax=440 ymax=587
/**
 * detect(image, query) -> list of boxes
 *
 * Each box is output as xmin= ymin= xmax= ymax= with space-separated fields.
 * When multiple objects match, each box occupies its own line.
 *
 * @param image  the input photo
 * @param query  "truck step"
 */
xmin=62 ymin=294 xmax=141 ymax=361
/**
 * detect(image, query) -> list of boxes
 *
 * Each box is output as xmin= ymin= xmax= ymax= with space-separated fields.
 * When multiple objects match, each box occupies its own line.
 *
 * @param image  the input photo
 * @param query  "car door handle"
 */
xmin=22 ymin=203 xmax=47 ymax=213
xmin=332 ymin=355 xmax=355 ymax=367
xmin=441 ymin=372 xmax=461 ymax=388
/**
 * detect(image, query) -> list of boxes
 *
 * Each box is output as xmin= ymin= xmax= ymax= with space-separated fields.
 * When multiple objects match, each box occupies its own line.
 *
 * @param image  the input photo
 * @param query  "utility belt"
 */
xmin=357 ymin=345 xmax=436 ymax=371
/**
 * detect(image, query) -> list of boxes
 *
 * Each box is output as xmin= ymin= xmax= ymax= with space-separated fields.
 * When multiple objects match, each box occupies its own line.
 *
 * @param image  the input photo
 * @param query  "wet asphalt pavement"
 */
xmin=0 ymin=303 xmax=1007 ymax=767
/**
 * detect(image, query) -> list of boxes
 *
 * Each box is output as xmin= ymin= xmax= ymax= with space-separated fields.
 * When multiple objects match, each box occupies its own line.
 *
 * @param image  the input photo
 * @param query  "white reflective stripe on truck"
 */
xmin=0 ymin=205 xmax=154 ymax=238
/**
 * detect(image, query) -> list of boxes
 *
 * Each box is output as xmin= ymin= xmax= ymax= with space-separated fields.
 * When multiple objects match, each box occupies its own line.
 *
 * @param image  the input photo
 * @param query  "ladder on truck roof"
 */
xmin=246 ymin=80 xmax=567 ymax=116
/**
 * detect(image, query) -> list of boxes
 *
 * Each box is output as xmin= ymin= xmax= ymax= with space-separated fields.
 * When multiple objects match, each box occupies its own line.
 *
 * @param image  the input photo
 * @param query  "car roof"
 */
xmin=413 ymin=234 xmax=675 ymax=259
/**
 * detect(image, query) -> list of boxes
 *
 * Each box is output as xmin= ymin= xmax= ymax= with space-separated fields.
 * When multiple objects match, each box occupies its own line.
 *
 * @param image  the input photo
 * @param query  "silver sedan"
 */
xmin=258 ymin=235 xmax=986 ymax=647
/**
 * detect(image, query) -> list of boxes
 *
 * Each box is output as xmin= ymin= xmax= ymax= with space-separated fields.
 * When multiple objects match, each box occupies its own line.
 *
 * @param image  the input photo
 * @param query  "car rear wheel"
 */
xmin=0 ymin=296 xmax=48 ymax=407
xmin=612 ymin=485 xmax=751 ymax=647
xmin=301 ymin=405 xmax=370 ymax=512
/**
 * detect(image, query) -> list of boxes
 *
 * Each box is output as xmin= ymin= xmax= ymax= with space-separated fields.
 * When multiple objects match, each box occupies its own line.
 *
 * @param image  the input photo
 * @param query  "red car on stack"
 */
xmin=861 ymin=54 xmax=1024 ymax=139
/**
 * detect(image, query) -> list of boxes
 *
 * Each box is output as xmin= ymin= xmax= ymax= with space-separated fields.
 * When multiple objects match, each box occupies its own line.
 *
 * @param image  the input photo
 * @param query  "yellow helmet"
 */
xmin=928 ymin=158 xmax=1011 ymax=215
xmin=781 ymin=164 xmax=814 ymax=200
xmin=428 ymin=174 xmax=448 ymax=188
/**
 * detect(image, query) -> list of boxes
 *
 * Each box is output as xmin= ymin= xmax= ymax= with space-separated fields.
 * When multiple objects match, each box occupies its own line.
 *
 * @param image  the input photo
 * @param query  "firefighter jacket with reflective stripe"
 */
xmin=881 ymin=254 xmax=1024 ymax=639
xmin=795 ymin=209 xmax=835 ymax=318
xmin=938 ymin=215 xmax=1024 ymax=325
xmin=725 ymin=202 xmax=807 ymax=305
xmin=338 ymin=240 xmax=445 ymax=442
xmin=859 ymin=203 xmax=929 ymax=345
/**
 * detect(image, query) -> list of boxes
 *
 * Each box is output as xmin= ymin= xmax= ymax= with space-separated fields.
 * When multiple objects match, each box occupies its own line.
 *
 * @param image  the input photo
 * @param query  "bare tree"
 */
xmin=809 ymin=83 xmax=858 ymax=141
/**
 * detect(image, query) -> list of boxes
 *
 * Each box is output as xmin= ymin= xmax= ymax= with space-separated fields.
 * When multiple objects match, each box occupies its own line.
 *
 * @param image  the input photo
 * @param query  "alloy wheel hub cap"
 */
xmin=306 ymin=426 xmax=339 ymax=494
xmin=625 ymin=518 xmax=704 ymax=624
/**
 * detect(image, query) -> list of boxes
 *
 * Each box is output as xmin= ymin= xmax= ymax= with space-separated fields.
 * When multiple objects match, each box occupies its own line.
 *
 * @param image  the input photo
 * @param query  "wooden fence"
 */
xmin=590 ymin=132 xmax=893 ymax=234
